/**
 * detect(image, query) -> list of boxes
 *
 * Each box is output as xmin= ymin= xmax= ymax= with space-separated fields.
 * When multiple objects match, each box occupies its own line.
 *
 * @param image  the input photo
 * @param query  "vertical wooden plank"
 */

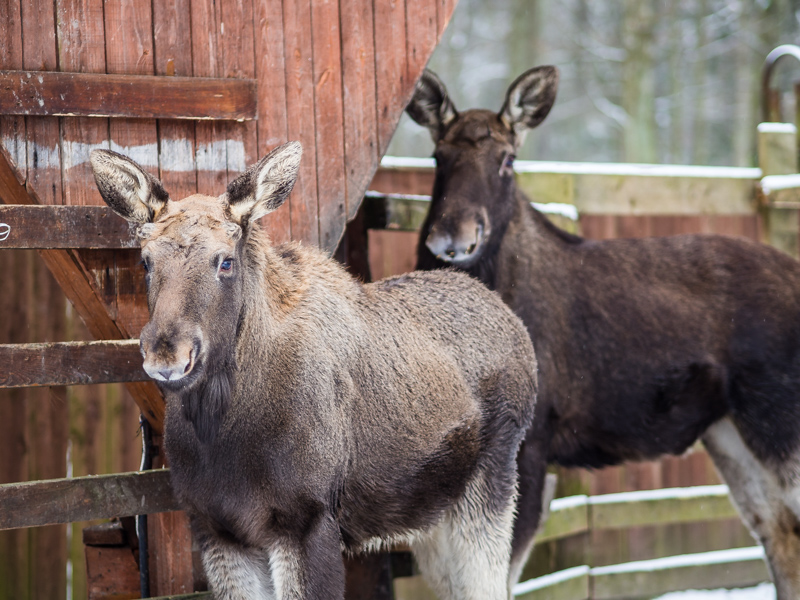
xmin=311 ymin=0 xmax=346 ymax=253
xmin=191 ymin=0 xmax=228 ymax=196
xmin=340 ymin=0 xmax=378 ymax=222
xmin=0 ymin=0 xmax=26 ymax=180
xmin=405 ymin=0 xmax=437 ymax=87
xmin=284 ymin=0 xmax=319 ymax=246
xmin=254 ymin=0 xmax=292 ymax=243
xmin=103 ymin=0 xmax=158 ymax=339
xmin=220 ymin=0 xmax=259 ymax=176
xmin=56 ymin=2 xmax=112 ymax=596
xmin=0 ymin=251 xmax=33 ymax=600
xmin=153 ymin=0 xmax=198 ymax=200
xmin=22 ymin=0 xmax=62 ymax=207
xmin=374 ymin=0 xmax=408 ymax=157
xmin=435 ymin=0 xmax=457 ymax=40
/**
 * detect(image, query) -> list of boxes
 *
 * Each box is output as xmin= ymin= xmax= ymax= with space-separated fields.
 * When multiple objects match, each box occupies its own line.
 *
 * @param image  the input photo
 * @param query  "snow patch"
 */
xmin=654 ymin=582 xmax=775 ymax=600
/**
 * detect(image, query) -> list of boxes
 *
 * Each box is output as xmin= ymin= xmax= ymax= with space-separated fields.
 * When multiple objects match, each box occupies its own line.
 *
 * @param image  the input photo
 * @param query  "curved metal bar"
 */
xmin=761 ymin=44 xmax=800 ymax=122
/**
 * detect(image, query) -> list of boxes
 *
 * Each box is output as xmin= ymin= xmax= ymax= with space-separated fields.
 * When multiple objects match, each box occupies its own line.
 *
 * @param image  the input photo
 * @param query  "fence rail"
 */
xmin=514 ymin=485 xmax=767 ymax=600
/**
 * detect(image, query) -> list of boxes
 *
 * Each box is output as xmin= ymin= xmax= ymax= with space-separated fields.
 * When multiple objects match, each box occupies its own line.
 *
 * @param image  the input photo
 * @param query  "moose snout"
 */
xmin=426 ymin=218 xmax=486 ymax=265
xmin=140 ymin=323 xmax=203 ymax=384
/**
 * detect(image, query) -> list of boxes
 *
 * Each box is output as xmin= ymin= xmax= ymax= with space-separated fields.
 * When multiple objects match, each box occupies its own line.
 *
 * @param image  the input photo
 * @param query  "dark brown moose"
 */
xmin=408 ymin=66 xmax=800 ymax=597
xmin=90 ymin=142 xmax=537 ymax=600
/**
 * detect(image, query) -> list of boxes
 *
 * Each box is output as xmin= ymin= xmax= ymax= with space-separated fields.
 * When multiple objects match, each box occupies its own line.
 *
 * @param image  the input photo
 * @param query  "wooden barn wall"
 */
xmin=0 ymin=0 xmax=457 ymax=598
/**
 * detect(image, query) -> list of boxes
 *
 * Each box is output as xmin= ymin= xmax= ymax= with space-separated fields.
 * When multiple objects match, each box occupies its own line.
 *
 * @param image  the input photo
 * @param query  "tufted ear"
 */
xmin=406 ymin=69 xmax=458 ymax=142
xmin=499 ymin=66 xmax=559 ymax=147
xmin=225 ymin=141 xmax=302 ymax=227
xmin=90 ymin=150 xmax=169 ymax=223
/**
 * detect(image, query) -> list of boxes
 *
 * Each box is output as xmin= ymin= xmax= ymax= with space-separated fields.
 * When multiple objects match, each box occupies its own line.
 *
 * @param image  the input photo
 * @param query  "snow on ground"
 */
xmin=654 ymin=583 xmax=775 ymax=600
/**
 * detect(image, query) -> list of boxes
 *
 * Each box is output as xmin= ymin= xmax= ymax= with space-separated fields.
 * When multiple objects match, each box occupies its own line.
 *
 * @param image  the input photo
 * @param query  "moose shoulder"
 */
xmin=89 ymin=143 xmax=537 ymax=600
xmin=407 ymin=67 xmax=800 ymax=597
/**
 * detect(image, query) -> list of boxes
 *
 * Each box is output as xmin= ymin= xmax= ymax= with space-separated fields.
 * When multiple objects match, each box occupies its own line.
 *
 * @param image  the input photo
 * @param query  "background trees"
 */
xmin=388 ymin=0 xmax=800 ymax=167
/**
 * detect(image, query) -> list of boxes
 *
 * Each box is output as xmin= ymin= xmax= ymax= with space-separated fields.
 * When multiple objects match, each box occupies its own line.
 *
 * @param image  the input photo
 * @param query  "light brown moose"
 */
xmin=90 ymin=142 xmax=537 ymax=600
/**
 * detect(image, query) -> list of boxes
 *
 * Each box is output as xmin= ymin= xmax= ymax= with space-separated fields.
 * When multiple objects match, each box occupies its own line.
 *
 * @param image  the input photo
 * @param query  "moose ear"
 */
xmin=499 ymin=66 xmax=559 ymax=146
xmin=90 ymin=150 xmax=169 ymax=224
xmin=406 ymin=69 xmax=458 ymax=141
xmin=225 ymin=141 xmax=302 ymax=225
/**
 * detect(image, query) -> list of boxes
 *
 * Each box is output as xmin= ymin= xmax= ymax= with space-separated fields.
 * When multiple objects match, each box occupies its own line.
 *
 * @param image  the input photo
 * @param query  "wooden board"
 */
xmin=0 ymin=71 xmax=256 ymax=120
xmin=0 ymin=205 xmax=137 ymax=248
xmin=0 ymin=339 xmax=147 ymax=387
xmin=0 ymin=469 xmax=179 ymax=530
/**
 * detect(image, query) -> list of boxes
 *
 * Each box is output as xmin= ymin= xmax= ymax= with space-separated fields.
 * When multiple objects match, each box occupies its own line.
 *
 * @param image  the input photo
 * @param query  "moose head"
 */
xmin=90 ymin=142 xmax=302 ymax=393
xmin=407 ymin=66 xmax=559 ymax=268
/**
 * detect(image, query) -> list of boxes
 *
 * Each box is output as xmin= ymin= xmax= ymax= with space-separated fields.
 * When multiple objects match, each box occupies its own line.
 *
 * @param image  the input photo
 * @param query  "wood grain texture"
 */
xmin=340 ymin=0 xmax=378 ymax=222
xmin=0 ymin=71 xmax=257 ymax=120
xmin=254 ymin=0 xmax=292 ymax=243
xmin=0 ymin=0 xmax=26 ymax=181
xmin=311 ymin=0 xmax=346 ymax=253
xmin=153 ymin=0 xmax=198 ymax=199
xmin=0 ymin=469 xmax=180 ymax=530
xmin=0 ymin=339 xmax=147 ymax=387
xmin=405 ymin=0 xmax=438 ymax=84
xmin=283 ymin=0 xmax=319 ymax=246
xmin=0 ymin=205 xmax=137 ymax=249
xmin=374 ymin=0 xmax=408 ymax=157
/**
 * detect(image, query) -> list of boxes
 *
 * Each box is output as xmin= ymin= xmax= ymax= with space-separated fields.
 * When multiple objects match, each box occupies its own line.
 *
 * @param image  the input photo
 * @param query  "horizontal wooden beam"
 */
xmin=0 ymin=71 xmax=256 ymax=121
xmin=375 ymin=158 xmax=761 ymax=216
xmin=0 ymin=339 xmax=148 ymax=387
xmin=0 ymin=205 xmax=137 ymax=249
xmin=0 ymin=149 xmax=165 ymax=430
xmin=0 ymin=469 xmax=180 ymax=530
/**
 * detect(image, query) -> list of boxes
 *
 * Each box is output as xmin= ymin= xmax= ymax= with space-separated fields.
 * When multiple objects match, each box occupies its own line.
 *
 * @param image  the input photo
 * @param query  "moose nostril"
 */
xmin=466 ymin=243 xmax=476 ymax=255
xmin=446 ymin=249 xmax=456 ymax=258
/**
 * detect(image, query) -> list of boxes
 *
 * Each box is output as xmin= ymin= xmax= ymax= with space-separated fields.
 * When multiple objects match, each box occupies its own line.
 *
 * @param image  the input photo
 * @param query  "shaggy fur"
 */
xmin=90 ymin=143 xmax=537 ymax=600
xmin=408 ymin=66 xmax=800 ymax=597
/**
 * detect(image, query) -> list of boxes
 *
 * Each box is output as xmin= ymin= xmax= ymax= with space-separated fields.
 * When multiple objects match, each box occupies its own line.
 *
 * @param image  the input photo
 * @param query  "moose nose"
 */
xmin=426 ymin=223 xmax=484 ymax=265
xmin=143 ymin=349 xmax=195 ymax=383
xmin=140 ymin=323 xmax=202 ymax=384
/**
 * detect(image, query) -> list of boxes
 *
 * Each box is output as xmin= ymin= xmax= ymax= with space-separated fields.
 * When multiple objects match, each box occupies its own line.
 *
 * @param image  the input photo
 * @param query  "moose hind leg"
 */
xmin=198 ymin=533 xmax=275 ymax=600
xmin=702 ymin=417 xmax=800 ymax=599
xmin=411 ymin=468 xmax=516 ymax=600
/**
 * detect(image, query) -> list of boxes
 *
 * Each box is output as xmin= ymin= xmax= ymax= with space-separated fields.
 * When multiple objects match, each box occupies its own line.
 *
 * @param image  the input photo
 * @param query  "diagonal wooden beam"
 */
xmin=0 ymin=148 xmax=164 ymax=430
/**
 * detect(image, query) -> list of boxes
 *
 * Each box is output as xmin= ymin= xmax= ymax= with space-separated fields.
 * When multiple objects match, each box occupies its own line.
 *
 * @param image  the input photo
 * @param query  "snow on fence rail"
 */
xmin=513 ymin=485 xmax=768 ymax=600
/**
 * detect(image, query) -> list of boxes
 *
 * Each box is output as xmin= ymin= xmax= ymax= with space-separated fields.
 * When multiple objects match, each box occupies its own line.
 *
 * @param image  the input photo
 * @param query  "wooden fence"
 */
xmin=2 ymin=119 xmax=799 ymax=597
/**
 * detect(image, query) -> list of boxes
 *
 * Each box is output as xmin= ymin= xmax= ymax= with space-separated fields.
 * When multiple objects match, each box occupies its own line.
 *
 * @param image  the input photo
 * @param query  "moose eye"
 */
xmin=219 ymin=258 xmax=233 ymax=272
xmin=504 ymin=153 xmax=516 ymax=168
xmin=140 ymin=258 xmax=150 ymax=274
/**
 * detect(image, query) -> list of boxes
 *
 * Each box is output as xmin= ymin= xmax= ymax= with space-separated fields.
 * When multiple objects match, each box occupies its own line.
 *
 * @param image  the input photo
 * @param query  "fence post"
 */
xmin=758 ymin=122 xmax=799 ymax=257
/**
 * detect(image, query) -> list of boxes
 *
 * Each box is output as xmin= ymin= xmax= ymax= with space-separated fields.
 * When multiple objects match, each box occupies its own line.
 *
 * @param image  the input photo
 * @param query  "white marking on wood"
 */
xmin=28 ymin=143 xmax=60 ymax=169
xmin=0 ymin=224 xmax=9 ymax=242
xmin=61 ymin=141 xmax=109 ymax=171
xmin=109 ymin=141 xmax=159 ymax=168
xmin=159 ymin=138 xmax=195 ymax=172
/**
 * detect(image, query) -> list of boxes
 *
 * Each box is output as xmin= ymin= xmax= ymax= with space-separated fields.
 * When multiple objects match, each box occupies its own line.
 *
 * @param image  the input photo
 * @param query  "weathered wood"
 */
xmin=513 ymin=566 xmax=590 ymax=600
xmin=375 ymin=158 xmax=761 ymax=216
xmin=283 ymin=0 xmax=320 ymax=246
xmin=535 ymin=496 xmax=590 ymax=544
xmin=0 ymin=71 xmax=256 ymax=120
xmin=590 ymin=547 xmax=769 ymax=600
xmin=85 ymin=544 xmax=141 ymax=600
xmin=374 ymin=0 xmax=408 ymax=157
xmin=340 ymin=0 xmax=378 ymax=222
xmin=253 ymin=0 xmax=292 ymax=244
xmin=0 ymin=339 xmax=147 ymax=387
xmin=312 ymin=0 xmax=347 ymax=253
xmin=0 ymin=469 xmax=179 ymax=530
xmin=758 ymin=122 xmax=799 ymax=258
xmin=344 ymin=553 xmax=395 ymax=600
xmin=590 ymin=485 xmax=739 ymax=531
xmin=0 ymin=204 xmax=137 ymax=248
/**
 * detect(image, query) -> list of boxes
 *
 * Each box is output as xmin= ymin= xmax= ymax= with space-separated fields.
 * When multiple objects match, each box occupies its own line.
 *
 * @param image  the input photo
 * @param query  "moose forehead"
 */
xmin=141 ymin=194 xmax=241 ymax=256
xmin=441 ymin=110 xmax=513 ymax=146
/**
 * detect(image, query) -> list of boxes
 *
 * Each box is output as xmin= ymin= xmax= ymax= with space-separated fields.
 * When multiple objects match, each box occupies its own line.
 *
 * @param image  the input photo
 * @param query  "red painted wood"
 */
xmin=312 ymin=0 xmax=347 ymax=253
xmin=254 ymin=0 xmax=292 ymax=244
xmin=283 ymin=0 xmax=320 ymax=246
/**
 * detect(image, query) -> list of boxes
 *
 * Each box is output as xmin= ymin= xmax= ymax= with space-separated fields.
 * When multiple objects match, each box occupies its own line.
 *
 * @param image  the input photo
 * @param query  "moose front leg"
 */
xmin=269 ymin=514 xmax=346 ymax=600
xmin=196 ymin=530 xmax=275 ymax=600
